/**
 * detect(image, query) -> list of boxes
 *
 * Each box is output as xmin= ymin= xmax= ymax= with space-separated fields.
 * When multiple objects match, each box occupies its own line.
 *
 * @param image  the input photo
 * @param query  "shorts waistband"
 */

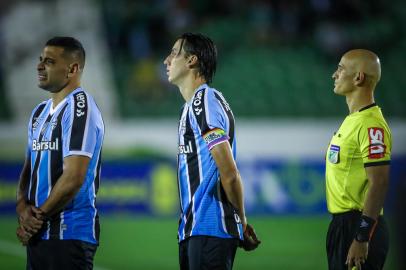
xmin=331 ymin=210 xmax=361 ymax=218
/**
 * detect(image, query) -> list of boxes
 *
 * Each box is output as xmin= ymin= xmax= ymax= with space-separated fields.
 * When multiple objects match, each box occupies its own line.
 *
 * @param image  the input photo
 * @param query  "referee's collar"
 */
xmin=358 ymin=103 xmax=377 ymax=112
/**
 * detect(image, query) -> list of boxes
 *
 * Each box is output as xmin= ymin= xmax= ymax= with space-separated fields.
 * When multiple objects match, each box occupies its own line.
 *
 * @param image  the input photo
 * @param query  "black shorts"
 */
xmin=326 ymin=211 xmax=389 ymax=270
xmin=179 ymin=236 xmax=239 ymax=270
xmin=27 ymin=239 xmax=97 ymax=270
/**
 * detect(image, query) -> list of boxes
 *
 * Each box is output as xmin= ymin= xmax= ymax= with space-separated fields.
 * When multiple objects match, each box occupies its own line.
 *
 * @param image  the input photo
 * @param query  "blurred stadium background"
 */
xmin=0 ymin=0 xmax=405 ymax=269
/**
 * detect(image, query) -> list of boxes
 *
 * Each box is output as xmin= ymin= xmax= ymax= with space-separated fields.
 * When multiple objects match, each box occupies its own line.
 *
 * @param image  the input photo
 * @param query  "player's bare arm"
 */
xmin=363 ymin=165 xmax=390 ymax=219
xmin=346 ymin=165 xmax=390 ymax=269
xmin=210 ymin=141 xmax=261 ymax=250
xmin=39 ymin=155 xmax=90 ymax=217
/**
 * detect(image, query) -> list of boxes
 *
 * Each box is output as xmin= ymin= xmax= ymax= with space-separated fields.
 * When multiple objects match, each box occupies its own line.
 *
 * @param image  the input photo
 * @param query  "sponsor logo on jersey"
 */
xmin=368 ymin=127 xmax=385 ymax=159
xmin=179 ymin=140 xmax=193 ymax=154
xmin=32 ymin=138 xmax=59 ymax=151
xmin=193 ymin=90 xmax=203 ymax=116
xmin=328 ymin=144 xmax=340 ymax=164
xmin=76 ymin=92 xmax=86 ymax=117
xmin=234 ymin=213 xmax=241 ymax=223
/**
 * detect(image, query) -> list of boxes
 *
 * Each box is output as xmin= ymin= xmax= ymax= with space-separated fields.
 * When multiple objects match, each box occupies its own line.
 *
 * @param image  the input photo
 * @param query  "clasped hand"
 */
xmin=16 ymin=205 xmax=45 ymax=245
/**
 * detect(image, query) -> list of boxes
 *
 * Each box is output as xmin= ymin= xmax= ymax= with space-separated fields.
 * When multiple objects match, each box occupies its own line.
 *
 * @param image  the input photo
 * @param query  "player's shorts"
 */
xmin=326 ymin=210 xmax=389 ymax=270
xmin=27 ymin=239 xmax=97 ymax=270
xmin=179 ymin=235 xmax=239 ymax=270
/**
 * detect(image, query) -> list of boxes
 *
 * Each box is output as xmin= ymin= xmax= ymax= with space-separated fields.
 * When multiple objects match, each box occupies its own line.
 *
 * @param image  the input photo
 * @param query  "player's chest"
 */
xmin=178 ymin=106 xmax=198 ymax=139
xmin=327 ymin=126 xmax=359 ymax=165
xmin=31 ymin=113 xmax=62 ymax=151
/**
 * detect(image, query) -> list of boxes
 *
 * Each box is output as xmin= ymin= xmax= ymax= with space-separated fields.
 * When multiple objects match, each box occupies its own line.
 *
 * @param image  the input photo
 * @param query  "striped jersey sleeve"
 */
xmin=62 ymin=91 xmax=98 ymax=158
xmin=191 ymin=88 xmax=230 ymax=150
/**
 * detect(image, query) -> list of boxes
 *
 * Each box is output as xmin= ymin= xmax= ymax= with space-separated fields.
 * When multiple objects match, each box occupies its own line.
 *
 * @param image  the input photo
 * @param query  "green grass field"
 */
xmin=0 ymin=215 xmax=398 ymax=270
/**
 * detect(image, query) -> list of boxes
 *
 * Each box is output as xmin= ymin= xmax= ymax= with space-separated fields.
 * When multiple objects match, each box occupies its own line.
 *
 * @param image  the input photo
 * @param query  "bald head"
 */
xmin=342 ymin=49 xmax=381 ymax=85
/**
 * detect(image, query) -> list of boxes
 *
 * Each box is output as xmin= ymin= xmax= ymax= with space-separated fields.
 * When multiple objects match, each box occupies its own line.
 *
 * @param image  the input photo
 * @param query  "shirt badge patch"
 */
xmin=368 ymin=127 xmax=385 ymax=159
xmin=328 ymin=145 xmax=340 ymax=164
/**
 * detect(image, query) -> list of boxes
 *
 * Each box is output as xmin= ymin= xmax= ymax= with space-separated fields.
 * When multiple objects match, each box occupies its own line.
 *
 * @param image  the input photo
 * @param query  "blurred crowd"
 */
xmin=99 ymin=0 xmax=402 ymax=112
xmin=0 ymin=0 xmax=404 ymax=119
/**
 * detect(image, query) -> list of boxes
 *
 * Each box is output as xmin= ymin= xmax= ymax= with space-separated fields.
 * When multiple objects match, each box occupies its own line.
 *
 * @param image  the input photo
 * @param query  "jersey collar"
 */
xmin=358 ymin=103 xmax=377 ymax=112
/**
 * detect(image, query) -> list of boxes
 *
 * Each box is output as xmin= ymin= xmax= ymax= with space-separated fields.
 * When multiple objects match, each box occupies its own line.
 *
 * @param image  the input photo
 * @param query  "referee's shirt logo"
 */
xmin=328 ymin=145 xmax=340 ymax=164
xmin=368 ymin=127 xmax=386 ymax=159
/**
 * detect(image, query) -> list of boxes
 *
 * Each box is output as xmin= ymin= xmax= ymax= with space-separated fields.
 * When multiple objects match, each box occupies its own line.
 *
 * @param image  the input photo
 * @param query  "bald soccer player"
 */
xmin=326 ymin=49 xmax=391 ymax=270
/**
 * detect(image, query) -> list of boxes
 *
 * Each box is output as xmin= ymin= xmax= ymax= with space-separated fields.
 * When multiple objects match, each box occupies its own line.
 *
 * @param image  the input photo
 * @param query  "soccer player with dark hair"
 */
xmin=16 ymin=36 xmax=104 ymax=269
xmin=164 ymin=32 xmax=261 ymax=270
xmin=326 ymin=49 xmax=391 ymax=270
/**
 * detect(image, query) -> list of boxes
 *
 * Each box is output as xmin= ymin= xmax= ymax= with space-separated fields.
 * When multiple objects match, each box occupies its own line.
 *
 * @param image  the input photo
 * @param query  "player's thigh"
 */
xmin=28 ymin=240 xmax=97 ymax=270
xmin=188 ymin=236 xmax=239 ymax=270
xmin=326 ymin=212 xmax=360 ymax=270
xmin=179 ymin=239 xmax=190 ymax=270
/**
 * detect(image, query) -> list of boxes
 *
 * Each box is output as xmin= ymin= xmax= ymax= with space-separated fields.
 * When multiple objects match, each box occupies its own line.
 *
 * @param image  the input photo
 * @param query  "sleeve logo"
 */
xmin=193 ymin=91 xmax=203 ymax=116
xmin=76 ymin=92 xmax=86 ymax=117
xmin=368 ymin=127 xmax=386 ymax=159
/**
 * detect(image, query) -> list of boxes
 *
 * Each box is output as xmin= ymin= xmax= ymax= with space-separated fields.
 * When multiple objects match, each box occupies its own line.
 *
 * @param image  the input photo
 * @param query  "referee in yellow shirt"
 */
xmin=326 ymin=49 xmax=391 ymax=270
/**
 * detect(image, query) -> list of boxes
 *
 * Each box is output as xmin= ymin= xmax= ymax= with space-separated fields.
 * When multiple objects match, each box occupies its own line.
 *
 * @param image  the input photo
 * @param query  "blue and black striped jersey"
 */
xmin=26 ymin=87 xmax=104 ymax=244
xmin=177 ymin=83 xmax=243 ymax=242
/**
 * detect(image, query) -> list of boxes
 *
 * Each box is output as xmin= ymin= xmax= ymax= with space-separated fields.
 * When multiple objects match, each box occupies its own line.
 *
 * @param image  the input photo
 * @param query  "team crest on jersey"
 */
xmin=368 ymin=127 xmax=385 ymax=159
xmin=328 ymin=145 xmax=340 ymax=164
xmin=32 ymin=117 xmax=43 ymax=132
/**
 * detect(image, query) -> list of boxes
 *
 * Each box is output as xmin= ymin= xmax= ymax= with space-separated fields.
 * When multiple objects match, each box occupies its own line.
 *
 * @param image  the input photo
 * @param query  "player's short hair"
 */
xmin=178 ymin=33 xmax=217 ymax=84
xmin=45 ymin=36 xmax=86 ymax=69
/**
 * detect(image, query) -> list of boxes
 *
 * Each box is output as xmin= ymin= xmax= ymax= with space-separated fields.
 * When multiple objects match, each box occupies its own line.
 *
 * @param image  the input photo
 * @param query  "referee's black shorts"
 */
xmin=179 ymin=236 xmax=239 ymax=270
xmin=27 ymin=239 xmax=97 ymax=270
xmin=326 ymin=211 xmax=389 ymax=270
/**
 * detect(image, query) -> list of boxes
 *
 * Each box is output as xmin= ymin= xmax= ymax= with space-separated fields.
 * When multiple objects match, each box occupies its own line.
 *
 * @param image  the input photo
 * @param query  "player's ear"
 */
xmin=354 ymin=71 xmax=365 ymax=86
xmin=67 ymin=63 xmax=80 ymax=78
xmin=187 ymin=55 xmax=198 ymax=69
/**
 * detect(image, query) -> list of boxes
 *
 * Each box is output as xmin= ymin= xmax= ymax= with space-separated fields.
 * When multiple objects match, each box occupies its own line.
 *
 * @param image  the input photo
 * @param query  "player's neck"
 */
xmin=178 ymin=76 xmax=206 ymax=102
xmin=51 ymin=82 xmax=81 ymax=109
xmin=346 ymin=88 xmax=375 ymax=114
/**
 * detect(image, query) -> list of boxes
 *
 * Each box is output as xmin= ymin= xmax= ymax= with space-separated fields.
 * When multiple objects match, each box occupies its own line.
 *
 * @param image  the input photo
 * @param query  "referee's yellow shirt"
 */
xmin=325 ymin=104 xmax=391 ymax=214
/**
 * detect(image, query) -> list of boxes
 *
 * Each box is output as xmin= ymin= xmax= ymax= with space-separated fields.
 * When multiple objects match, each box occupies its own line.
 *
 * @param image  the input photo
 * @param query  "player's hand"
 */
xmin=18 ymin=204 xmax=44 ymax=234
xmin=346 ymin=240 xmax=368 ymax=270
xmin=240 ymin=223 xmax=261 ymax=251
xmin=16 ymin=225 xmax=31 ymax=246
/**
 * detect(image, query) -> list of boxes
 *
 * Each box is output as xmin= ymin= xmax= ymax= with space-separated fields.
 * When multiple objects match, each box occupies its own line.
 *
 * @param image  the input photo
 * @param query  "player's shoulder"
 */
xmin=33 ymin=100 xmax=49 ymax=111
xmin=66 ymin=88 xmax=99 ymax=111
xmin=191 ymin=85 xmax=225 ymax=107
xmin=30 ymin=100 xmax=49 ymax=117
xmin=358 ymin=108 xmax=388 ymax=127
